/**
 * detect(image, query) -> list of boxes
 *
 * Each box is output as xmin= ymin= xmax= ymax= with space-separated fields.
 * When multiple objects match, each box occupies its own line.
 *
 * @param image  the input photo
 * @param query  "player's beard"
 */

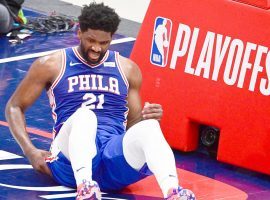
xmin=80 ymin=44 xmax=106 ymax=65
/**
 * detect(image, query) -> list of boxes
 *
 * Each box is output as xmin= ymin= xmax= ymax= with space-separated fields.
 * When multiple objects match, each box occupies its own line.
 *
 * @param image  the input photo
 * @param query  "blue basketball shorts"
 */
xmin=46 ymin=131 xmax=152 ymax=191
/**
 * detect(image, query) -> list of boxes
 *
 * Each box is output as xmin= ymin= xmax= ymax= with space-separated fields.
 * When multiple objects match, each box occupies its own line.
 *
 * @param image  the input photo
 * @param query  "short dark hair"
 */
xmin=78 ymin=2 xmax=121 ymax=34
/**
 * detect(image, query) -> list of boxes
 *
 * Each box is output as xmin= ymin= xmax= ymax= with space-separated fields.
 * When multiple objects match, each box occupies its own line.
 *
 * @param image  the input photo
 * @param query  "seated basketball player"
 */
xmin=5 ymin=3 xmax=196 ymax=200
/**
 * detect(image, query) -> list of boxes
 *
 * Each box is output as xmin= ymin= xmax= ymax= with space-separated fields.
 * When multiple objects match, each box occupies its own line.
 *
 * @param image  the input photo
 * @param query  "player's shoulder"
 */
xmin=118 ymin=54 xmax=142 ymax=85
xmin=118 ymin=54 xmax=140 ymax=72
xmin=29 ymin=50 xmax=63 ymax=75
xmin=37 ymin=50 xmax=63 ymax=67
xmin=29 ymin=50 xmax=64 ymax=83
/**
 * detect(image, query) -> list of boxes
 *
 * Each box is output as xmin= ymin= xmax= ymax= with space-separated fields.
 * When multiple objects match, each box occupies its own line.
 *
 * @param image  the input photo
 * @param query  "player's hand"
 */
xmin=142 ymin=102 xmax=163 ymax=121
xmin=25 ymin=148 xmax=52 ymax=176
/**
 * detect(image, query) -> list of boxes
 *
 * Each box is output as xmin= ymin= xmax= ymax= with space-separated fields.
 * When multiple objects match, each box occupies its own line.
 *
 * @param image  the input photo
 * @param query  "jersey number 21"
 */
xmin=81 ymin=93 xmax=104 ymax=109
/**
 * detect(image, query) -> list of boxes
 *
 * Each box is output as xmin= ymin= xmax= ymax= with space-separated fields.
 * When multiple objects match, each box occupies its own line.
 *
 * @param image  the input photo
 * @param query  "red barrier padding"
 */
xmin=131 ymin=0 xmax=270 ymax=174
xmin=233 ymin=0 xmax=270 ymax=9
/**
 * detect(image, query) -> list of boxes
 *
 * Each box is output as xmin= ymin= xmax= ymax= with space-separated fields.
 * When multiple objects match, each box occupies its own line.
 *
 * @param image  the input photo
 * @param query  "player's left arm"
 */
xmin=123 ymin=57 xmax=143 ymax=129
xmin=120 ymin=56 xmax=163 ymax=129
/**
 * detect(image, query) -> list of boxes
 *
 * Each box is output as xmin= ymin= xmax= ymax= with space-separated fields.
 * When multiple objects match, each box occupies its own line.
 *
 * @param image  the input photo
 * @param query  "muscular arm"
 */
xmin=119 ymin=55 xmax=164 ymax=129
xmin=5 ymin=52 xmax=61 ymax=174
xmin=119 ymin=56 xmax=143 ymax=129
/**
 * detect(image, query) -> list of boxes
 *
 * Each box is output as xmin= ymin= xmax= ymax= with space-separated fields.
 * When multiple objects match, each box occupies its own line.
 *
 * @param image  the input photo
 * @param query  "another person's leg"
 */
xmin=0 ymin=4 xmax=13 ymax=34
xmin=123 ymin=119 xmax=196 ymax=199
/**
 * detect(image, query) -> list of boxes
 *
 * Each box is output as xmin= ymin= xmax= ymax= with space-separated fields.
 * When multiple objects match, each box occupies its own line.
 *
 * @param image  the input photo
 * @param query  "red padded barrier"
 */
xmin=131 ymin=0 xmax=270 ymax=174
xmin=234 ymin=0 xmax=270 ymax=9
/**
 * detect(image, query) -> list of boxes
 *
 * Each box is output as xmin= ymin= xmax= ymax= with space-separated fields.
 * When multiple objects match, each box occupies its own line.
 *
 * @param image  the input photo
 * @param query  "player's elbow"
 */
xmin=5 ymin=100 xmax=14 ymax=121
xmin=5 ymin=100 xmax=22 ymax=121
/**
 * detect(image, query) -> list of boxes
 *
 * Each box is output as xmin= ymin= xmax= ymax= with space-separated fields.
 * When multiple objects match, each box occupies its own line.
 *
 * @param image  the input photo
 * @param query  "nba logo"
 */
xmin=150 ymin=17 xmax=172 ymax=67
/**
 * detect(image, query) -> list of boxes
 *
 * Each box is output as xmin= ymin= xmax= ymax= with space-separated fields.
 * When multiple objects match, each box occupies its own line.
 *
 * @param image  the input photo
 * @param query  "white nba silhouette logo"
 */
xmin=150 ymin=17 xmax=172 ymax=67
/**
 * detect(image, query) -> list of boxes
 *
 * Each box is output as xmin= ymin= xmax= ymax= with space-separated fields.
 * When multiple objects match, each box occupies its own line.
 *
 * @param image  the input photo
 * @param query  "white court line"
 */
xmin=0 ymin=37 xmax=136 ymax=64
xmin=40 ymin=192 xmax=127 ymax=200
xmin=39 ymin=193 xmax=77 ymax=199
xmin=0 ymin=150 xmax=23 ymax=160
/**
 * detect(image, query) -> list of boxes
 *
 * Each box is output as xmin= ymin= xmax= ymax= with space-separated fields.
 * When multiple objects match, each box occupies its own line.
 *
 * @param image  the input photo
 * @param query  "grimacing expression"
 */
xmin=78 ymin=29 xmax=112 ymax=65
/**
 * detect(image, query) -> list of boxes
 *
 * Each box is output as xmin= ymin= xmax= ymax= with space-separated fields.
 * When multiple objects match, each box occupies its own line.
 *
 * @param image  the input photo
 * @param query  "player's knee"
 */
xmin=74 ymin=107 xmax=97 ymax=124
xmin=136 ymin=119 xmax=163 ymax=139
xmin=141 ymin=119 xmax=159 ymax=127
xmin=141 ymin=119 xmax=160 ymax=132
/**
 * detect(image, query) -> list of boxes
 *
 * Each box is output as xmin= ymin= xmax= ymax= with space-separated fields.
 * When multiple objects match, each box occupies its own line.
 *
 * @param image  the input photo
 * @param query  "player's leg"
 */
xmin=49 ymin=107 xmax=101 ymax=200
xmin=97 ymin=129 xmax=151 ymax=191
xmin=123 ymin=119 xmax=196 ymax=199
xmin=123 ymin=119 xmax=178 ymax=196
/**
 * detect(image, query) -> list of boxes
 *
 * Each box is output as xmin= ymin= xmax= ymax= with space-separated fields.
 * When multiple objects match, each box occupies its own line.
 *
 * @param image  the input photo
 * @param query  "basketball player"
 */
xmin=5 ymin=3 xmax=196 ymax=200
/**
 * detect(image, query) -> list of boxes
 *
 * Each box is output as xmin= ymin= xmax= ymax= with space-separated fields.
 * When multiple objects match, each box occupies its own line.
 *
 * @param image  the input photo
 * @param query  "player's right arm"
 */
xmin=5 ymin=51 xmax=62 ymax=175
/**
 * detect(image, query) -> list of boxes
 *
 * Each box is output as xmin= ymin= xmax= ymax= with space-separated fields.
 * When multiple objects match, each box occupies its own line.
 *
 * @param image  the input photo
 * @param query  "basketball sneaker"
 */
xmin=76 ymin=179 xmax=101 ymax=200
xmin=165 ymin=186 xmax=196 ymax=200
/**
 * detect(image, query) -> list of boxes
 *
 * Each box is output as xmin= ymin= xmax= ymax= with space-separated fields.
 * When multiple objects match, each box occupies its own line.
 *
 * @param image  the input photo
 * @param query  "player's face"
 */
xmin=78 ymin=28 xmax=112 ymax=64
